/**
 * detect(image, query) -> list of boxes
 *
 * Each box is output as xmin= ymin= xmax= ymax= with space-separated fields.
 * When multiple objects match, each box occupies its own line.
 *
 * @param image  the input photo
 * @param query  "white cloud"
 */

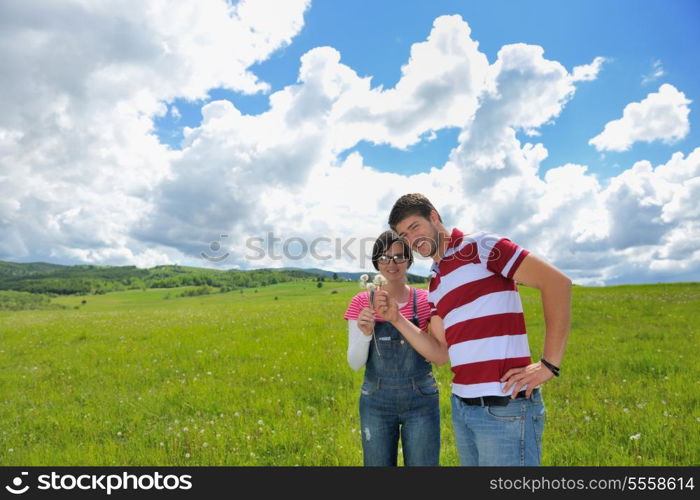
xmin=572 ymin=56 xmax=608 ymax=82
xmin=1 ymin=7 xmax=698 ymax=285
xmin=642 ymin=59 xmax=665 ymax=85
xmin=0 ymin=0 xmax=310 ymax=265
xmin=329 ymin=15 xmax=491 ymax=151
xmin=133 ymin=15 xmax=492 ymax=260
xmin=589 ymin=84 xmax=691 ymax=152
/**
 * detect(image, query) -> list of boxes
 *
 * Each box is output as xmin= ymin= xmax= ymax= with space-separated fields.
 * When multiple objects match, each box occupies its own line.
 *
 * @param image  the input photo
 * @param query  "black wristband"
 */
xmin=540 ymin=358 xmax=560 ymax=377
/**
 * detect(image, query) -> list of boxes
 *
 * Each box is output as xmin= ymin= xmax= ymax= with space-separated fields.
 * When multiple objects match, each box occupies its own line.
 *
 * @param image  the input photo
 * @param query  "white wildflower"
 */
xmin=359 ymin=274 xmax=369 ymax=288
xmin=373 ymin=274 xmax=387 ymax=286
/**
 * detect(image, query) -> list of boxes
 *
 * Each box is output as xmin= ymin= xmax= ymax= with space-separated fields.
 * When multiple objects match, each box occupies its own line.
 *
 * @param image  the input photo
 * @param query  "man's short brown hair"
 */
xmin=388 ymin=193 xmax=442 ymax=231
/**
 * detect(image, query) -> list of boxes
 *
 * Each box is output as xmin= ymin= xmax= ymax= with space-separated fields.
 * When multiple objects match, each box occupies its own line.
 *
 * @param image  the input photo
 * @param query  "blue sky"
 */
xmin=1 ymin=0 xmax=699 ymax=284
xmin=155 ymin=0 xmax=700 ymax=179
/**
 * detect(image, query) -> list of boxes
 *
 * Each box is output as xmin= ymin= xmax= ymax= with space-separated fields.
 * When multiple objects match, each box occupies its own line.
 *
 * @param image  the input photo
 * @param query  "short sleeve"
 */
xmin=414 ymin=288 xmax=433 ymax=330
xmin=478 ymin=233 xmax=530 ymax=279
xmin=344 ymin=292 xmax=369 ymax=320
xmin=427 ymin=275 xmax=441 ymax=319
xmin=429 ymin=300 xmax=439 ymax=319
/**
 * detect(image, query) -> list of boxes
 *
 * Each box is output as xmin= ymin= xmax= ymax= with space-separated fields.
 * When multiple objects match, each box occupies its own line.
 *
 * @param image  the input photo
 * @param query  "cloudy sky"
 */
xmin=1 ymin=0 xmax=698 ymax=285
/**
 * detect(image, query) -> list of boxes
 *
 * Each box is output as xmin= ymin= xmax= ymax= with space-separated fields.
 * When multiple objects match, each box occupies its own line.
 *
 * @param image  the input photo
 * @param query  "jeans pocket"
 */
xmin=414 ymin=374 xmax=439 ymax=397
xmin=485 ymin=401 xmax=525 ymax=422
xmin=360 ymin=380 xmax=377 ymax=396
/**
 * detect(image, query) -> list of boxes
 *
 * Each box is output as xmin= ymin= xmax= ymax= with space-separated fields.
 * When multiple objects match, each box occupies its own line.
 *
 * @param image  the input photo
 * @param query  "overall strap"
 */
xmin=411 ymin=287 xmax=418 ymax=322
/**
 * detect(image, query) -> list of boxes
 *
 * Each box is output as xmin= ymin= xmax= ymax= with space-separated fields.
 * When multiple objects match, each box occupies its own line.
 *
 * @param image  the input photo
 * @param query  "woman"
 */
xmin=343 ymin=230 xmax=440 ymax=466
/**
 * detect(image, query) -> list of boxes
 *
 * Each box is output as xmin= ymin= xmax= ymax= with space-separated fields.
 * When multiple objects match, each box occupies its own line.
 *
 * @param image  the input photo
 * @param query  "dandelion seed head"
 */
xmin=373 ymin=274 xmax=387 ymax=286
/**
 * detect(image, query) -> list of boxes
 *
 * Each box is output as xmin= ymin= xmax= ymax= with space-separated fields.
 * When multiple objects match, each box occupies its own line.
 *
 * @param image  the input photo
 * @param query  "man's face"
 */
xmin=394 ymin=214 xmax=440 ymax=258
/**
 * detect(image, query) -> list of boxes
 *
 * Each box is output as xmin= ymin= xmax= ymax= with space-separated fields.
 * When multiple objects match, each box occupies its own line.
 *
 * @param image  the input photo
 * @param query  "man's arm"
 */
xmin=501 ymin=253 xmax=572 ymax=397
xmin=373 ymin=290 xmax=450 ymax=365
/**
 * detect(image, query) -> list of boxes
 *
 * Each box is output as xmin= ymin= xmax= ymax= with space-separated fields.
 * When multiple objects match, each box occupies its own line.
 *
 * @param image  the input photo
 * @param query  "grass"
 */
xmin=0 ymin=281 xmax=698 ymax=465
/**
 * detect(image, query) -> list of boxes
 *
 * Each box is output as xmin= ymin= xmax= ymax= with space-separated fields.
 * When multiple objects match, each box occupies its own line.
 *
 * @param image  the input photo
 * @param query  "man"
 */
xmin=373 ymin=193 xmax=571 ymax=466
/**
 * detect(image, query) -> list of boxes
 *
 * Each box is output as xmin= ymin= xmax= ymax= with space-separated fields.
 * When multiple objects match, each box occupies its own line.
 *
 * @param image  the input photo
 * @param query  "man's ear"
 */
xmin=430 ymin=209 xmax=441 ymax=225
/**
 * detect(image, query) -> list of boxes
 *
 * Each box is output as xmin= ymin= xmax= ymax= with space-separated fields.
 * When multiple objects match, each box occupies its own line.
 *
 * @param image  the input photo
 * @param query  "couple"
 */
xmin=344 ymin=193 xmax=572 ymax=466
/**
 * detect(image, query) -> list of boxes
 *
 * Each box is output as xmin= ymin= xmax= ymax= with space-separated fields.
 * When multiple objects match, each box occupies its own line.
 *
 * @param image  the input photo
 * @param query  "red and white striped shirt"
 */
xmin=344 ymin=287 xmax=432 ymax=331
xmin=429 ymin=228 xmax=531 ymax=398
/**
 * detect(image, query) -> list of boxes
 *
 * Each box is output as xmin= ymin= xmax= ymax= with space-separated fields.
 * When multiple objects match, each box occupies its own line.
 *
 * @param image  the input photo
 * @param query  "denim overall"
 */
xmin=359 ymin=288 xmax=440 ymax=466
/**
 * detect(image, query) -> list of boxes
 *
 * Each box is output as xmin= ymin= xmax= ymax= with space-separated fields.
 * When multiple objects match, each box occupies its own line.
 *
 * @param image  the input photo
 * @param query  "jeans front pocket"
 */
xmin=413 ymin=373 xmax=439 ymax=397
xmin=360 ymin=379 xmax=378 ymax=396
xmin=485 ymin=400 xmax=525 ymax=422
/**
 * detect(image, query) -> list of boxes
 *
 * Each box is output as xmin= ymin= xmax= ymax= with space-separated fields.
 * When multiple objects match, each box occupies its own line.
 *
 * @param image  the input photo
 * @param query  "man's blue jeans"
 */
xmin=450 ymin=389 xmax=545 ymax=466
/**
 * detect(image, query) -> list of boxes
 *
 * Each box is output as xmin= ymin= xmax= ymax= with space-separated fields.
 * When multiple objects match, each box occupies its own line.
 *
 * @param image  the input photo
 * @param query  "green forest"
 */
xmin=0 ymin=261 xmax=427 ymax=299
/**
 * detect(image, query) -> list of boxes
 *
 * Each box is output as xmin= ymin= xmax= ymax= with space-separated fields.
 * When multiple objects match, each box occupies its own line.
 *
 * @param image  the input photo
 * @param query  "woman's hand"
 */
xmin=357 ymin=307 xmax=375 ymax=336
xmin=373 ymin=290 xmax=399 ymax=323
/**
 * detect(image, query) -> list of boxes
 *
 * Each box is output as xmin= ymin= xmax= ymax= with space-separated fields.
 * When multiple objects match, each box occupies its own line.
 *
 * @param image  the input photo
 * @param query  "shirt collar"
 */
xmin=430 ymin=228 xmax=463 ymax=278
xmin=446 ymin=227 xmax=464 ymax=250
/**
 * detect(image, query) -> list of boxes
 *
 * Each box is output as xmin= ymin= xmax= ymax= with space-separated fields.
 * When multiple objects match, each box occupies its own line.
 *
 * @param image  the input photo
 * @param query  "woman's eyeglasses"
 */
xmin=377 ymin=254 xmax=408 ymax=265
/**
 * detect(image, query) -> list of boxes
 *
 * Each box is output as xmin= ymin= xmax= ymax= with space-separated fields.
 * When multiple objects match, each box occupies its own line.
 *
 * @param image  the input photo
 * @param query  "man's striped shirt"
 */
xmin=429 ymin=228 xmax=531 ymax=398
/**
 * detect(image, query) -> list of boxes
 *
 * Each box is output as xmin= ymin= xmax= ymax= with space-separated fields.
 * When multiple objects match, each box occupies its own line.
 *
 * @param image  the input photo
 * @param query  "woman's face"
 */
xmin=379 ymin=241 xmax=409 ymax=283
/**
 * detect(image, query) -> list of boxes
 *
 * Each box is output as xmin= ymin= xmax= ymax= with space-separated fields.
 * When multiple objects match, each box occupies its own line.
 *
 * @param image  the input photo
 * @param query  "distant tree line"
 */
xmin=0 ymin=290 xmax=68 ymax=311
xmin=0 ymin=261 xmax=427 ymax=296
xmin=0 ymin=262 xmax=321 ymax=296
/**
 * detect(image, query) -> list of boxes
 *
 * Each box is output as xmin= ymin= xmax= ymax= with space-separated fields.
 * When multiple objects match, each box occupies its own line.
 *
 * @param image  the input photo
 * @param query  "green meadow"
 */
xmin=0 ymin=281 xmax=698 ymax=466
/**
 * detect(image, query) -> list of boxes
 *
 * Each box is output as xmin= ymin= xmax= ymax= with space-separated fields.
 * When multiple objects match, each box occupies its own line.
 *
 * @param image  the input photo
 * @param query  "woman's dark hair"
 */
xmin=371 ymin=230 xmax=413 ymax=270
